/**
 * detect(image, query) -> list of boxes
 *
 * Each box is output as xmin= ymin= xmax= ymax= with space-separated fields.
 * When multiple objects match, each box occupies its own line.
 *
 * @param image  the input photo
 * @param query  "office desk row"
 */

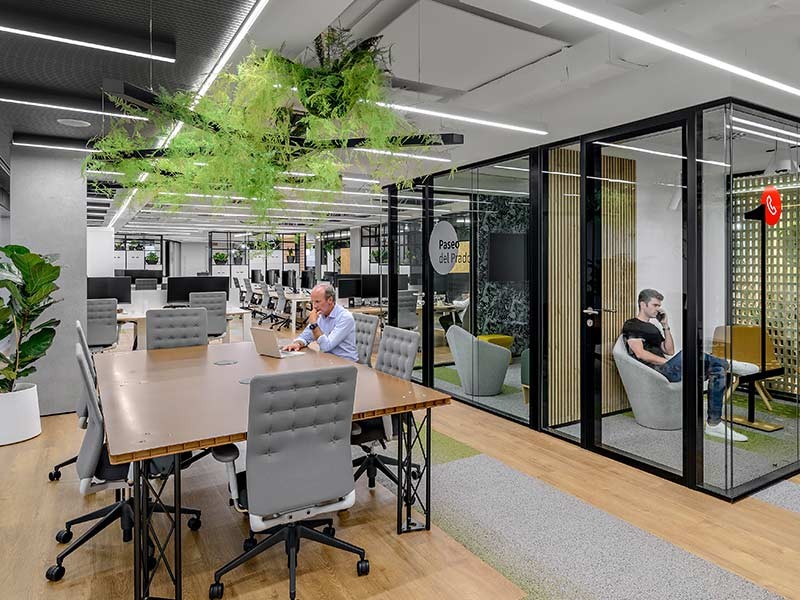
xmin=95 ymin=343 xmax=450 ymax=600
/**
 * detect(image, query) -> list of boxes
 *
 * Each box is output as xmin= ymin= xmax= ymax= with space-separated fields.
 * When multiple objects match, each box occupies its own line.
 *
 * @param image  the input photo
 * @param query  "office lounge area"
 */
xmin=2 ymin=1 xmax=800 ymax=600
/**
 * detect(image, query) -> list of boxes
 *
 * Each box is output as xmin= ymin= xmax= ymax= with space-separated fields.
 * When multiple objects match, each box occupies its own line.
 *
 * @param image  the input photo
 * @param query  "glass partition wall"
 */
xmin=387 ymin=98 xmax=800 ymax=499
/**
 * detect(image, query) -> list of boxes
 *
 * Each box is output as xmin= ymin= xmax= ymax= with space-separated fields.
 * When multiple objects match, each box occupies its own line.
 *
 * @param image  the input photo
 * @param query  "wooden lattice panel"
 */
xmin=731 ymin=173 xmax=800 ymax=395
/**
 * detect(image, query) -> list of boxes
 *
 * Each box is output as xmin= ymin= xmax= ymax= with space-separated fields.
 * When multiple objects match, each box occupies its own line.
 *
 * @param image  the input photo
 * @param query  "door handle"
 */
xmin=582 ymin=307 xmax=599 ymax=315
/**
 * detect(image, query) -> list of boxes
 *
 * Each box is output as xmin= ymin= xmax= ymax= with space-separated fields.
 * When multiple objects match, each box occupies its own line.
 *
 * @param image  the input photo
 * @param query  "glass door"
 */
xmin=584 ymin=122 xmax=688 ymax=476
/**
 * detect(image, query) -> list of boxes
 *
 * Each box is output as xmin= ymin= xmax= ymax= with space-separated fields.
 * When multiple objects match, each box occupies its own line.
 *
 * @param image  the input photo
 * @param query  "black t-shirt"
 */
xmin=622 ymin=318 xmax=665 ymax=361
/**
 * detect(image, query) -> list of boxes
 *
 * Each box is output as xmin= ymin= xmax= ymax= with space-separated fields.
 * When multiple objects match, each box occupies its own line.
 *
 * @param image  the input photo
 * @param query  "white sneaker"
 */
xmin=730 ymin=360 xmax=759 ymax=376
xmin=705 ymin=421 xmax=748 ymax=442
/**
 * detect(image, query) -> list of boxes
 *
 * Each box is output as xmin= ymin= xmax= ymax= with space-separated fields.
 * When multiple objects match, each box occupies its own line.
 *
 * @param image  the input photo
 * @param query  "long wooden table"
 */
xmin=94 ymin=343 xmax=450 ymax=600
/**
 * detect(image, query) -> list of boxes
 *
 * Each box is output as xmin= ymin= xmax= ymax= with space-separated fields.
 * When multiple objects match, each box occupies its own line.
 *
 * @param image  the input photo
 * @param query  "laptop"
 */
xmin=251 ymin=327 xmax=303 ymax=359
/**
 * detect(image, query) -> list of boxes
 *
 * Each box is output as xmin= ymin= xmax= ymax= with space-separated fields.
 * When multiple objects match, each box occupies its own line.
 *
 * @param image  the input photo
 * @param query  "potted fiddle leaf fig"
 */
xmin=0 ymin=245 xmax=61 ymax=445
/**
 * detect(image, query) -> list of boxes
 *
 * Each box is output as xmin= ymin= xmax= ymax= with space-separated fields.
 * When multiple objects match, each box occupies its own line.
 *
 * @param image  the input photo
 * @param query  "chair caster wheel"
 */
xmin=48 ymin=470 xmax=61 ymax=481
xmin=209 ymin=582 xmax=224 ymax=599
xmin=243 ymin=537 xmax=257 ymax=552
xmin=45 ymin=564 xmax=65 ymax=581
xmin=322 ymin=526 xmax=335 ymax=537
xmin=55 ymin=529 xmax=73 ymax=544
xmin=357 ymin=559 xmax=370 ymax=576
xmin=411 ymin=469 xmax=420 ymax=481
xmin=187 ymin=516 xmax=202 ymax=531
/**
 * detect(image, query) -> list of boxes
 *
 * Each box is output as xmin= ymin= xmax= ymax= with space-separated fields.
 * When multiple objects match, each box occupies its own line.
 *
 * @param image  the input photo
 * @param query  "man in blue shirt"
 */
xmin=284 ymin=282 xmax=358 ymax=361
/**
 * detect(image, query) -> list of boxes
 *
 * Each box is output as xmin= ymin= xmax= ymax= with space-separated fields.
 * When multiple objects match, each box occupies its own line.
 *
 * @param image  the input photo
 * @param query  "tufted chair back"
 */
xmin=374 ymin=325 xmax=419 ymax=380
xmin=190 ymin=291 xmax=227 ymax=337
xmin=145 ymin=308 xmax=208 ymax=350
xmin=396 ymin=290 xmax=418 ymax=330
xmin=353 ymin=313 xmax=379 ymax=366
xmin=86 ymin=298 xmax=119 ymax=348
xmin=245 ymin=365 xmax=357 ymax=518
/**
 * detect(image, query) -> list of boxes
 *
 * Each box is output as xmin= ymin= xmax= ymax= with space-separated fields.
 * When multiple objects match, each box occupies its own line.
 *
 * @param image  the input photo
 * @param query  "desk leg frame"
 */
xmin=133 ymin=456 xmax=182 ymax=600
xmin=396 ymin=409 xmax=431 ymax=534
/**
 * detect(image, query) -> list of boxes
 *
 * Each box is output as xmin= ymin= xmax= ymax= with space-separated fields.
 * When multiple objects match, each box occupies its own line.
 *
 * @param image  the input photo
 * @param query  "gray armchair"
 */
xmin=86 ymin=298 xmax=119 ymax=351
xmin=190 ymin=291 xmax=228 ymax=339
xmin=209 ymin=365 xmax=369 ymax=600
xmin=353 ymin=312 xmax=379 ymax=366
xmin=145 ymin=308 xmax=208 ymax=350
xmin=397 ymin=290 xmax=418 ymax=330
xmin=445 ymin=325 xmax=511 ymax=396
xmin=612 ymin=336 xmax=682 ymax=430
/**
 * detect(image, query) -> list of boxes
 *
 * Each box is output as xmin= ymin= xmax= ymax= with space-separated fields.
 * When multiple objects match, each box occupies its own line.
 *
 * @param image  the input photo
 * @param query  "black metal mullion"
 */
xmin=388 ymin=185 xmax=399 ymax=327
xmin=530 ymin=148 xmax=542 ymax=430
xmin=421 ymin=177 xmax=434 ymax=387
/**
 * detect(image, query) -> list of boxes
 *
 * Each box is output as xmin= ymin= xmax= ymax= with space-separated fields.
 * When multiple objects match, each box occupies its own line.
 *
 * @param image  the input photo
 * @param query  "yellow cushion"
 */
xmin=478 ymin=334 xmax=513 ymax=363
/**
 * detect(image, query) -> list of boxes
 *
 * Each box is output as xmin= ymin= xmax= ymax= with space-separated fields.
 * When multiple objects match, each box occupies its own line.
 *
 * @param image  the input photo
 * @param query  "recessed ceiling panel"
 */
xmin=380 ymin=0 xmax=564 ymax=92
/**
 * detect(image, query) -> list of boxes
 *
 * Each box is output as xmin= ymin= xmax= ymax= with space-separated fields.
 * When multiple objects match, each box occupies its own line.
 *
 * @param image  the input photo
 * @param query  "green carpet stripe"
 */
xmin=435 ymin=366 xmax=522 ymax=396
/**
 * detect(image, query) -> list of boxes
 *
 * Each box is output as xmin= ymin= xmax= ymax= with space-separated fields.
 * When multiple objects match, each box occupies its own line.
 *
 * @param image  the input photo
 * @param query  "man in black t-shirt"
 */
xmin=622 ymin=289 xmax=748 ymax=442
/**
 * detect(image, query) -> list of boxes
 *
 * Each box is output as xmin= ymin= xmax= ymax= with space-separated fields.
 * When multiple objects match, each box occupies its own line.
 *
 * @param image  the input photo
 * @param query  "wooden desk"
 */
xmin=95 ymin=343 xmax=450 ymax=600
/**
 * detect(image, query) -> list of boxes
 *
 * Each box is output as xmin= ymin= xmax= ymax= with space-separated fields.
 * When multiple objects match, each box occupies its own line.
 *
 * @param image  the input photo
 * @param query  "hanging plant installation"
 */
xmin=87 ymin=29 xmax=435 ymax=228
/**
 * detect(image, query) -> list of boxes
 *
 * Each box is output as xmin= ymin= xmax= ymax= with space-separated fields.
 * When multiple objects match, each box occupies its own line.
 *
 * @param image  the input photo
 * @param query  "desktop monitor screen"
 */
xmin=301 ymin=270 xmax=316 ymax=290
xmin=250 ymin=269 xmax=263 ymax=284
xmin=281 ymin=270 xmax=297 ymax=289
xmin=337 ymin=276 xmax=361 ymax=298
xmin=87 ymin=277 xmax=131 ymax=303
xmin=166 ymin=276 xmax=229 ymax=303
xmin=361 ymin=274 xmax=381 ymax=298
xmin=266 ymin=269 xmax=279 ymax=285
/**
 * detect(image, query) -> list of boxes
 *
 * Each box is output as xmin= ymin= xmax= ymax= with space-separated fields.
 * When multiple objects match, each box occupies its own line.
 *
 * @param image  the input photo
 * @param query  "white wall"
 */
xmin=86 ymin=227 xmax=114 ymax=276
xmin=181 ymin=242 xmax=208 ymax=276
xmin=0 ymin=216 xmax=9 ymax=246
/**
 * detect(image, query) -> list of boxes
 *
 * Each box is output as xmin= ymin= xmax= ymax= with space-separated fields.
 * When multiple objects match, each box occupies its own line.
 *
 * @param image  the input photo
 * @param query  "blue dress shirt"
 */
xmin=294 ymin=303 xmax=358 ymax=362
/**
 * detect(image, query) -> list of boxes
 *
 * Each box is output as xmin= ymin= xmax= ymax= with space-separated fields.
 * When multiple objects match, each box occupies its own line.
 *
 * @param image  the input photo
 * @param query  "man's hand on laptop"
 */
xmin=283 ymin=341 xmax=304 ymax=352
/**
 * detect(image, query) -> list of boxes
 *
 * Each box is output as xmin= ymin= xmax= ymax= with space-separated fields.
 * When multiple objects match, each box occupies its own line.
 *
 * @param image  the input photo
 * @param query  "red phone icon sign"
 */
xmin=761 ymin=185 xmax=782 ymax=227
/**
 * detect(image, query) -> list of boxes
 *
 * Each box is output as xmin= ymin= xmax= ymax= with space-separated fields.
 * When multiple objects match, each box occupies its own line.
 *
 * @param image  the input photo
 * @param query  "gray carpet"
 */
xmin=431 ymin=454 xmax=782 ymax=600
xmin=754 ymin=479 xmax=800 ymax=514
xmin=433 ymin=361 xmax=529 ymax=421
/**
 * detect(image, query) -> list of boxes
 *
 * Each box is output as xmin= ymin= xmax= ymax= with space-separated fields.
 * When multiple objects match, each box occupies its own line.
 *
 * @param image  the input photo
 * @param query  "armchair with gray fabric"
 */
xmin=445 ymin=325 xmax=511 ymax=396
xmin=145 ymin=308 xmax=209 ymax=350
xmin=86 ymin=298 xmax=119 ymax=352
xmin=353 ymin=312 xmax=379 ymax=367
xmin=209 ymin=366 xmax=369 ymax=600
xmin=45 ymin=345 xmax=204 ymax=582
xmin=397 ymin=289 xmax=418 ymax=330
xmin=190 ymin=291 xmax=228 ymax=340
xmin=612 ymin=336 xmax=682 ymax=430
xmin=351 ymin=325 xmax=420 ymax=489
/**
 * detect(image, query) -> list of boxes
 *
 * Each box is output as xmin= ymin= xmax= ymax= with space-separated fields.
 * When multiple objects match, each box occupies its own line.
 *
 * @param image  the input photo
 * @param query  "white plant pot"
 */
xmin=0 ymin=383 xmax=41 ymax=445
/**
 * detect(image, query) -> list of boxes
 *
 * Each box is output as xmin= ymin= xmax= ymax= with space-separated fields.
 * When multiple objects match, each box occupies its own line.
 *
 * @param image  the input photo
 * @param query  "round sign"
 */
xmin=429 ymin=221 xmax=460 ymax=275
xmin=761 ymin=185 xmax=782 ymax=227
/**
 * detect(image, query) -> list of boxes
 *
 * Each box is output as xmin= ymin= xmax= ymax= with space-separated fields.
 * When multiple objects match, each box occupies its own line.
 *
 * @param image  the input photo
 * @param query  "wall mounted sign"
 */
xmin=451 ymin=240 xmax=471 ymax=274
xmin=761 ymin=185 xmax=782 ymax=227
xmin=429 ymin=220 xmax=460 ymax=275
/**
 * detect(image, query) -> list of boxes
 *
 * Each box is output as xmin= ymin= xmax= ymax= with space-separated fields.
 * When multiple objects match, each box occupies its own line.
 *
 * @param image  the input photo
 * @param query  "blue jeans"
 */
xmin=653 ymin=351 xmax=728 ymax=425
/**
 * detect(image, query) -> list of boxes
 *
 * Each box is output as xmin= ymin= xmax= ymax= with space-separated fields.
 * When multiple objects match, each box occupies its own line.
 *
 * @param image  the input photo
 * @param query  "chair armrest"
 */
xmin=211 ymin=444 xmax=240 ymax=463
xmin=475 ymin=337 xmax=512 ymax=362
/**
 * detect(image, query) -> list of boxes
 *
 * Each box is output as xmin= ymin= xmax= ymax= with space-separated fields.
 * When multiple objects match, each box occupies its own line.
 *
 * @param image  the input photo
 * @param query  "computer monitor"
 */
xmin=266 ymin=269 xmax=279 ymax=285
xmin=87 ymin=277 xmax=131 ymax=303
xmin=323 ymin=271 xmax=337 ymax=284
xmin=250 ymin=269 xmax=263 ymax=284
xmin=166 ymin=276 xmax=229 ymax=303
xmin=337 ymin=276 xmax=361 ymax=299
xmin=301 ymin=269 xmax=316 ymax=290
xmin=361 ymin=274 xmax=381 ymax=299
xmin=281 ymin=270 xmax=297 ymax=290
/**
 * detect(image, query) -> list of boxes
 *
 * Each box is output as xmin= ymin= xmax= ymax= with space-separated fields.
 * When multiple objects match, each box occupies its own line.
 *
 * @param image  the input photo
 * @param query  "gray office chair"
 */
xmin=352 ymin=326 xmax=421 ymax=488
xmin=397 ymin=290 xmax=418 ymax=330
xmin=353 ymin=313 xmax=379 ymax=367
xmin=48 ymin=321 xmax=93 ymax=482
xmin=145 ymin=308 xmax=209 ymax=350
xmin=135 ymin=278 xmax=157 ymax=290
xmin=209 ymin=366 xmax=369 ymax=600
xmin=45 ymin=345 xmax=203 ymax=582
xmin=190 ymin=291 xmax=228 ymax=339
xmin=86 ymin=298 xmax=119 ymax=351
xmin=258 ymin=283 xmax=291 ymax=330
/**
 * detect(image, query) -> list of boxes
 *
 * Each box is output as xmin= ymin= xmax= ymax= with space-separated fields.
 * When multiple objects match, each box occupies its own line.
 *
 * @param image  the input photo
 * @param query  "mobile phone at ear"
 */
xmin=656 ymin=311 xmax=665 ymax=322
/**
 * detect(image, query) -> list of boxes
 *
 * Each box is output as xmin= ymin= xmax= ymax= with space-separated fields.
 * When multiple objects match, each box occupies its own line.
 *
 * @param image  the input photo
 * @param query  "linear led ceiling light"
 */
xmin=0 ymin=25 xmax=175 ymax=62
xmin=595 ymin=141 xmax=730 ymax=168
xmin=730 ymin=116 xmax=800 ymax=140
xmin=525 ymin=0 xmax=800 ymax=98
xmin=374 ymin=102 xmax=548 ymax=135
xmin=353 ymin=148 xmax=451 ymax=162
xmin=342 ymin=176 xmax=380 ymax=184
xmin=0 ymin=97 xmax=147 ymax=120
xmin=109 ymin=0 xmax=272 ymax=228
xmin=11 ymin=140 xmax=98 ymax=153
xmin=730 ymin=125 xmax=798 ymax=146
xmin=493 ymin=165 xmax=529 ymax=172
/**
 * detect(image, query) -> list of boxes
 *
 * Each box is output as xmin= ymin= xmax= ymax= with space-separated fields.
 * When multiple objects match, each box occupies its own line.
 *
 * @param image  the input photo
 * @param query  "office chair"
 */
xmin=352 ymin=326 xmax=421 ymax=488
xmin=190 ymin=291 xmax=228 ymax=340
xmin=86 ymin=298 xmax=119 ymax=351
xmin=45 ymin=345 xmax=204 ymax=582
xmin=353 ymin=313 xmax=379 ymax=367
xmin=145 ymin=308 xmax=209 ymax=350
xmin=48 ymin=321 xmax=93 ymax=482
xmin=135 ymin=278 xmax=158 ymax=290
xmin=208 ymin=366 xmax=369 ymax=600
xmin=257 ymin=283 xmax=292 ymax=330
xmin=396 ymin=290 xmax=418 ymax=330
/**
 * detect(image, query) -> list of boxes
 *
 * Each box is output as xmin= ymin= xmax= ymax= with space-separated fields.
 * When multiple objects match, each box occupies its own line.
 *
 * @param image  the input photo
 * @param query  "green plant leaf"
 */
xmin=31 ymin=318 xmax=60 ymax=332
xmin=17 ymin=327 xmax=56 ymax=367
xmin=16 ymin=366 xmax=36 ymax=380
xmin=0 ymin=244 xmax=30 ymax=258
